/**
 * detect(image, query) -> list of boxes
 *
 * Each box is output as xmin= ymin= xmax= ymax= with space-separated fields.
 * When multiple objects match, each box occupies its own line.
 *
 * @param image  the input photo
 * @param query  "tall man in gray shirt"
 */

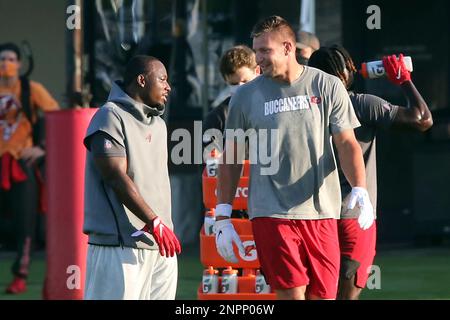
xmin=83 ymin=56 xmax=181 ymax=300
xmin=213 ymin=16 xmax=373 ymax=300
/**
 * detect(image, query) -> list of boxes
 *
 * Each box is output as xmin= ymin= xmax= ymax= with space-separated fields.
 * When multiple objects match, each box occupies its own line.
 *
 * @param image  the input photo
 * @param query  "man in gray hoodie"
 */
xmin=83 ymin=55 xmax=181 ymax=300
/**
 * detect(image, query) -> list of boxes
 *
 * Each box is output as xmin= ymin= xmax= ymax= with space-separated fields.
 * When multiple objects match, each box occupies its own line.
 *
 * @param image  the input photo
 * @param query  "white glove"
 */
xmin=213 ymin=219 xmax=244 ymax=263
xmin=347 ymin=187 xmax=375 ymax=230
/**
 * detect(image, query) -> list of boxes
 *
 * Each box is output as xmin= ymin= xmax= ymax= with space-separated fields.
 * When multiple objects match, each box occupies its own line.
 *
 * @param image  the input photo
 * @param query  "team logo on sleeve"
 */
xmin=104 ymin=139 xmax=112 ymax=150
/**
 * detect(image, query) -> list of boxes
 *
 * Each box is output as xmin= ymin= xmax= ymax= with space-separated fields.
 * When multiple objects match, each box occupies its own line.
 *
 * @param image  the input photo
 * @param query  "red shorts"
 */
xmin=251 ymin=217 xmax=340 ymax=299
xmin=338 ymin=218 xmax=377 ymax=288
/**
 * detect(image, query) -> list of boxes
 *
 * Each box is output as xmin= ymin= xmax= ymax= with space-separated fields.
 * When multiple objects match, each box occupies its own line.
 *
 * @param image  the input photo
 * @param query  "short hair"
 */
xmin=296 ymin=30 xmax=320 ymax=51
xmin=123 ymin=55 xmax=159 ymax=86
xmin=0 ymin=42 xmax=21 ymax=61
xmin=308 ymin=45 xmax=357 ymax=84
xmin=219 ymin=45 xmax=257 ymax=80
xmin=250 ymin=15 xmax=296 ymax=44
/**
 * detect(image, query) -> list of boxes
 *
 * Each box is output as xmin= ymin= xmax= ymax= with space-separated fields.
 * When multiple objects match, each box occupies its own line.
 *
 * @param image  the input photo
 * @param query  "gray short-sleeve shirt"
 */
xmin=225 ymin=66 xmax=360 ymax=219
xmin=340 ymin=92 xmax=399 ymax=218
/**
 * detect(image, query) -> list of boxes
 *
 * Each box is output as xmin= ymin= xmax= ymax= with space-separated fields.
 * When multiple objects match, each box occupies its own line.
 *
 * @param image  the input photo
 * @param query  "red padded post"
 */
xmin=44 ymin=109 xmax=96 ymax=299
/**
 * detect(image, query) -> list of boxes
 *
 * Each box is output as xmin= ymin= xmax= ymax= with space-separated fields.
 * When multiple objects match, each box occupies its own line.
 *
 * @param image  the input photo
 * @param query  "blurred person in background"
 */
xmin=0 ymin=42 xmax=59 ymax=294
xmin=295 ymin=30 xmax=320 ymax=65
xmin=203 ymin=44 xmax=260 ymax=153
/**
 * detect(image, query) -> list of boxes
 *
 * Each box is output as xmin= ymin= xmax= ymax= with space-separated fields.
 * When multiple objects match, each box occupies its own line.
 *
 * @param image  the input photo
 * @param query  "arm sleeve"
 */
xmin=89 ymin=131 xmax=126 ymax=157
xmin=329 ymin=79 xmax=361 ymax=134
xmin=352 ymin=93 xmax=399 ymax=128
xmin=84 ymin=106 xmax=125 ymax=151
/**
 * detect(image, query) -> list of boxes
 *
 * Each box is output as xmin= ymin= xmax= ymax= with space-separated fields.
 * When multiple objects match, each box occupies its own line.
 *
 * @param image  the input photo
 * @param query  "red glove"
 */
xmin=382 ymin=54 xmax=411 ymax=85
xmin=132 ymin=217 xmax=182 ymax=257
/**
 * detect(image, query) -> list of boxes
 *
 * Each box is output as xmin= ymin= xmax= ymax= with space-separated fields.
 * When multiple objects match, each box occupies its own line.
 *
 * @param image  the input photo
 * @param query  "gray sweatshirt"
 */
xmin=83 ymin=81 xmax=172 ymax=250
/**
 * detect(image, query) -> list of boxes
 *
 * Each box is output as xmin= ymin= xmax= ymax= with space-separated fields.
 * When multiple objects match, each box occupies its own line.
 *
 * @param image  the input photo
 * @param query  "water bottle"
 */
xmin=202 ymin=266 xmax=219 ymax=294
xmin=255 ymin=269 xmax=271 ymax=293
xmin=360 ymin=56 xmax=413 ymax=79
xmin=206 ymin=149 xmax=219 ymax=177
xmin=221 ymin=266 xmax=238 ymax=294
xmin=203 ymin=209 xmax=215 ymax=236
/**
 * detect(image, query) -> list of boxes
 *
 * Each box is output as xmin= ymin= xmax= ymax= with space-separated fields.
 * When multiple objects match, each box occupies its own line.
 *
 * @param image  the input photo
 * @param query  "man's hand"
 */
xmin=347 ymin=187 xmax=375 ymax=230
xmin=20 ymin=146 xmax=45 ymax=167
xmin=213 ymin=219 xmax=244 ymax=263
xmin=383 ymin=54 xmax=411 ymax=85
xmin=132 ymin=217 xmax=181 ymax=257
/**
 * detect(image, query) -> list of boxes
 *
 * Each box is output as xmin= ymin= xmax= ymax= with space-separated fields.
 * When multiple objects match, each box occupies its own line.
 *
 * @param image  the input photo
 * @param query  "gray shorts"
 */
xmin=84 ymin=244 xmax=178 ymax=300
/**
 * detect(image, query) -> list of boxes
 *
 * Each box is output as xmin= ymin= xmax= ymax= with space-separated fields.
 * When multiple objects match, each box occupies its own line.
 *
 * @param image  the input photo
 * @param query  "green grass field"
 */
xmin=360 ymin=247 xmax=450 ymax=300
xmin=1 ymin=246 xmax=449 ymax=300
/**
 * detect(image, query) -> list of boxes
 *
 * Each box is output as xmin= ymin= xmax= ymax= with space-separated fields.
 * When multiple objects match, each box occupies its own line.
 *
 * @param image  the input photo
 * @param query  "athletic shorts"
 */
xmin=338 ymin=218 xmax=377 ymax=288
xmin=84 ymin=245 xmax=178 ymax=300
xmin=251 ymin=217 xmax=340 ymax=299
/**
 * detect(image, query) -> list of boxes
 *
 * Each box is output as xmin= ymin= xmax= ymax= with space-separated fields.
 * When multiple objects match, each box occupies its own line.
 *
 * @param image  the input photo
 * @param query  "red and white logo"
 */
xmin=310 ymin=96 xmax=322 ymax=105
xmin=104 ymin=139 xmax=112 ymax=149
xmin=239 ymin=241 xmax=257 ymax=261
